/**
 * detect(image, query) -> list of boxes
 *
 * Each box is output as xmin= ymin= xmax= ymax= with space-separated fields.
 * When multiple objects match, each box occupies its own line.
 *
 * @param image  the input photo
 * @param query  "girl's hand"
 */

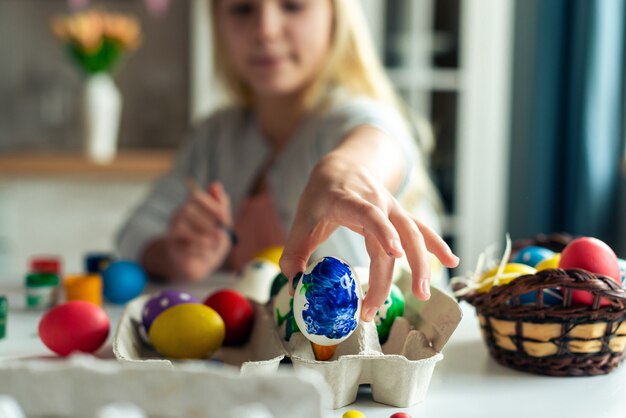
xmin=164 ymin=181 xmax=234 ymax=281
xmin=279 ymin=154 xmax=459 ymax=322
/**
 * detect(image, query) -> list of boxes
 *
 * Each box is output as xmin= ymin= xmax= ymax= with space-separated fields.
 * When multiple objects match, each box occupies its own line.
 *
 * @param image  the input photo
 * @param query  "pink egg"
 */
xmin=39 ymin=301 xmax=110 ymax=356
xmin=558 ymin=237 xmax=621 ymax=306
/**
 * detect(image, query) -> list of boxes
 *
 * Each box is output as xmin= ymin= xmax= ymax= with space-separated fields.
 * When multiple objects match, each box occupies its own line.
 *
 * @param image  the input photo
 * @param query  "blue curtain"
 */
xmin=508 ymin=0 xmax=625 ymax=250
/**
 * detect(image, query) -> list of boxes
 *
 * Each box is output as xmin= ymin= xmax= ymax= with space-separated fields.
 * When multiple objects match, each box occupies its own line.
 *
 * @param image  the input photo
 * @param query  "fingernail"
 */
xmin=363 ymin=307 xmax=377 ymax=322
xmin=292 ymin=272 xmax=303 ymax=289
xmin=447 ymin=247 xmax=459 ymax=260
xmin=391 ymin=238 xmax=403 ymax=254
xmin=421 ymin=278 xmax=431 ymax=298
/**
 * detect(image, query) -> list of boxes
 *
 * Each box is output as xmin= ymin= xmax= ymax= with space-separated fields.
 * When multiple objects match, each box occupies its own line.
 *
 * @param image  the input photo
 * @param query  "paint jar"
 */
xmin=0 ymin=296 xmax=7 ymax=339
xmin=29 ymin=256 xmax=62 ymax=275
xmin=64 ymin=274 xmax=103 ymax=306
xmin=84 ymin=253 xmax=115 ymax=274
xmin=25 ymin=273 xmax=60 ymax=309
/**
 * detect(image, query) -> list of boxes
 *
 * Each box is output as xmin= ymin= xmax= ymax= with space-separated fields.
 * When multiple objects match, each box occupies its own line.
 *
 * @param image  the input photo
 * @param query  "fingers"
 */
xmin=414 ymin=218 xmax=459 ymax=268
xmin=350 ymin=200 xmax=405 ymax=258
xmin=207 ymin=181 xmax=233 ymax=225
xmin=361 ymin=232 xmax=395 ymax=322
xmin=389 ymin=209 xmax=431 ymax=301
xmin=175 ymin=180 xmax=234 ymax=235
xmin=190 ymin=185 xmax=230 ymax=226
xmin=280 ymin=218 xmax=336 ymax=295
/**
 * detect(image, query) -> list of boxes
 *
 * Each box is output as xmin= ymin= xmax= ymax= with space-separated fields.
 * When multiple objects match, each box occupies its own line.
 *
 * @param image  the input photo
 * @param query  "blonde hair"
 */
xmin=211 ymin=0 xmax=441 ymax=215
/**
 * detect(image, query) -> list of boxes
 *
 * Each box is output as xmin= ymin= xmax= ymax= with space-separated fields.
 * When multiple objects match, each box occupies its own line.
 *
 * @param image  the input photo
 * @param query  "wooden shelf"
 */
xmin=0 ymin=150 xmax=175 ymax=179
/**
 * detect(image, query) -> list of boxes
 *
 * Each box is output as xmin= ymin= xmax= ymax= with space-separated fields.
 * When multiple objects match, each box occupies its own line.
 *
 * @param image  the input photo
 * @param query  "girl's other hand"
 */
xmin=279 ymin=154 xmax=459 ymax=322
xmin=164 ymin=181 xmax=234 ymax=281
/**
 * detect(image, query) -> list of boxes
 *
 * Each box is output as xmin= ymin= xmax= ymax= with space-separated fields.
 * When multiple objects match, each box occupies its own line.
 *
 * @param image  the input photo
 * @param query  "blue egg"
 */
xmin=619 ymin=259 xmax=626 ymax=285
xmin=102 ymin=260 xmax=147 ymax=304
xmin=293 ymin=257 xmax=363 ymax=346
xmin=518 ymin=288 xmax=563 ymax=306
xmin=512 ymin=246 xmax=555 ymax=267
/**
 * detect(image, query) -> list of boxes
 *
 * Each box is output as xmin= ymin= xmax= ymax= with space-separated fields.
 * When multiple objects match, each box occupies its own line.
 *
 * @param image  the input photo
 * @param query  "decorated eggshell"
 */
xmin=374 ymin=284 xmax=405 ymax=344
xmin=477 ymin=263 xmax=536 ymax=293
xmin=269 ymin=273 xmax=288 ymax=300
xmin=148 ymin=303 xmax=225 ymax=359
xmin=535 ymin=253 xmax=561 ymax=271
xmin=559 ymin=237 xmax=621 ymax=306
xmin=512 ymin=246 xmax=555 ymax=267
xmin=272 ymin=283 xmax=299 ymax=341
xmin=142 ymin=290 xmax=200 ymax=333
xmin=293 ymin=257 xmax=363 ymax=346
xmin=235 ymin=258 xmax=281 ymax=303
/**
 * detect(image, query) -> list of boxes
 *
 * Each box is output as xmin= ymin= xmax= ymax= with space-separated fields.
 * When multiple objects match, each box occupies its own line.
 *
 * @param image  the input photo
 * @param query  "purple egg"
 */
xmin=142 ymin=290 xmax=200 ymax=332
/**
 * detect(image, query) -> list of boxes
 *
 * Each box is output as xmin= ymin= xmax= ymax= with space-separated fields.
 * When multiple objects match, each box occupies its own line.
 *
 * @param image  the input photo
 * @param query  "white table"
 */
xmin=1 ymin=279 xmax=625 ymax=418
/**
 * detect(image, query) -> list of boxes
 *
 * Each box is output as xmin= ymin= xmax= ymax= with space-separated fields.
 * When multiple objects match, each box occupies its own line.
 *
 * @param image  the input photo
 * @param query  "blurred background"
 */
xmin=0 ymin=0 xmax=624 ymax=277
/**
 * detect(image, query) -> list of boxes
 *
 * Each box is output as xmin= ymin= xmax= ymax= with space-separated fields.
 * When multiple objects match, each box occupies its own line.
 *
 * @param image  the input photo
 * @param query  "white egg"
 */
xmin=235 ymin=258 xmax=281 ymax=303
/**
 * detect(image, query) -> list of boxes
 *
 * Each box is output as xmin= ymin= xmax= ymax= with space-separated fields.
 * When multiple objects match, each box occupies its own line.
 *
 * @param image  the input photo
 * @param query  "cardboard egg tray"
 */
xmin=113 ymin=284 xmax=462 ymax=409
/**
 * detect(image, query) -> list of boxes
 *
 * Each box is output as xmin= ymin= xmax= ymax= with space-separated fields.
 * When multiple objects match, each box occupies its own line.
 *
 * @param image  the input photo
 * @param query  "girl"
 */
xmin=116 ymin=0 xmax=459 ymax=322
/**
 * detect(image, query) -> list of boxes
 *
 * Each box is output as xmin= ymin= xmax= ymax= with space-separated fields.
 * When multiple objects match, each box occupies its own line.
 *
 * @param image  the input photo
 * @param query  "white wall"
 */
xmin=0 ymin=179 xmax=150 ymax=278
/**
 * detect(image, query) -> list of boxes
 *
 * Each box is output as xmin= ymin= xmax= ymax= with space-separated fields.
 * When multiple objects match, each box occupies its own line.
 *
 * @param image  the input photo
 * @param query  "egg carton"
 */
xmin=0 ymin=355 xmax=329 ymax=418
xmin=113 ymin=285 xmax=462 ymax=409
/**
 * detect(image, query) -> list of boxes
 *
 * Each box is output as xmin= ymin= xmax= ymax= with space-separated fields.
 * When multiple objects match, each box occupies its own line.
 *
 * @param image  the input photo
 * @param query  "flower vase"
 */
xmin=83 ymin=73 xmax=122 ymax=164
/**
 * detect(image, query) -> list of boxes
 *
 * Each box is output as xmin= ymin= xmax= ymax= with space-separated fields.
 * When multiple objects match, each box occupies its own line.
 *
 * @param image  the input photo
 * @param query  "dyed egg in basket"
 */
xmin=293 ymin=257 xmax=363 ymax=346
xmin=511 ymin=246 xmax=555 ymax=267
xmin=617 ymin=259 xmax=625 ymax=285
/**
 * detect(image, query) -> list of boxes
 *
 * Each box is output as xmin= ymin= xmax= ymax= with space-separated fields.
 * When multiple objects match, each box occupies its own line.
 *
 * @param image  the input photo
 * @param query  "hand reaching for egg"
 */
xmin=280 ymin=153 xmax=459 ymax=322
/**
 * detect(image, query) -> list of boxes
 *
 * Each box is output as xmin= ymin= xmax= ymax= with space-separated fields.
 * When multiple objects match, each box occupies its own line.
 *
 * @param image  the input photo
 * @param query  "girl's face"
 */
xmin=216 ymin=0 xmax=333 ymax=100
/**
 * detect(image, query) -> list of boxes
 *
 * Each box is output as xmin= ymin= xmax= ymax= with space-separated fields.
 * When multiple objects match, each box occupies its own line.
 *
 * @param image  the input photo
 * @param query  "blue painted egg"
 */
xmin=102 ymin=260 xmax=147 ymax=304
xmin=293 ymin=257 xmax=363 ymax=346
xmin=512 ymin=246 xmax=555 ymax=267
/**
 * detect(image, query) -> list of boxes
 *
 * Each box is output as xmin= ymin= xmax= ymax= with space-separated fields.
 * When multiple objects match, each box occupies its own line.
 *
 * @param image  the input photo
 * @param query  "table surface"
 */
xmin=1 ymin=278 xmax=625 ymax=418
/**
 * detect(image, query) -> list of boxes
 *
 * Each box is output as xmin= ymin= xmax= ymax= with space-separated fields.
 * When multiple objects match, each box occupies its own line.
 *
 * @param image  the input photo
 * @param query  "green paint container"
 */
xmin=25 ymin=273 xmax=60 ymax=309
xmin=0 ymin=296 xmax=7 ymax=339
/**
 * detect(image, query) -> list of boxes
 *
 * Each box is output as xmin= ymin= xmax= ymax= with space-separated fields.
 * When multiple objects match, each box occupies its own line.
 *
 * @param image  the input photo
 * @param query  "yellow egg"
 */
xmin=342 ymin=411 xmax=366 ymax=418
xmin=477 ymin=263 xmax=536 ymax=293
xmin=254 ymin=246 xmax=283 ymax=267
xmin=149 ymin=304 xmax=225 ymax=359
xmin=535 ymin=253 xmax=561 ymax=271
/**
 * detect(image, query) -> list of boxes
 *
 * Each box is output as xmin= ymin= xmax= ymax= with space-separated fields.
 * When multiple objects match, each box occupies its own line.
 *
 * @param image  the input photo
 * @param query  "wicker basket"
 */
xmin=456 ymin=235 xmax=626 ymax=376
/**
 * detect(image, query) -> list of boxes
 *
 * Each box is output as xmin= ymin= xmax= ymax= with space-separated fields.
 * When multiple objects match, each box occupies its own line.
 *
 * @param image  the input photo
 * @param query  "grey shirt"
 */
xmin=116 ymin=96 xmax=428 ymax=270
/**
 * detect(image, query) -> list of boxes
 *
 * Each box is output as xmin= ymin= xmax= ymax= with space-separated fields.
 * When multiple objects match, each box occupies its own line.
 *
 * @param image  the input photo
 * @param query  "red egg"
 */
xmin=204 ymin=289 xmax=254 ymax=346
xmin=39 ymin=301 xmax=110 ymax=356
xmin=559 ymin=237 xmax=621 ymax=306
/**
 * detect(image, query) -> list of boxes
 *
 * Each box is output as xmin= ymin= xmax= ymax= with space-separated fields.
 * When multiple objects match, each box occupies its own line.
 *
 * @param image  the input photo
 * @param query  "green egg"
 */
xmin=375 ymin=284 xmax=405 ymax=344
